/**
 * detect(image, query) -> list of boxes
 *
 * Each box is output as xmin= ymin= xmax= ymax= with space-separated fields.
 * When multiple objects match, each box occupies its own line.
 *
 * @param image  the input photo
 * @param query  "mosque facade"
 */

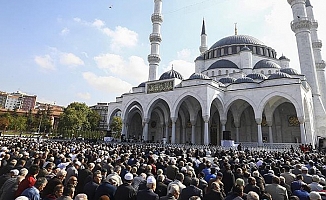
xmin=107 ymin=0 xmax=326 ymax=147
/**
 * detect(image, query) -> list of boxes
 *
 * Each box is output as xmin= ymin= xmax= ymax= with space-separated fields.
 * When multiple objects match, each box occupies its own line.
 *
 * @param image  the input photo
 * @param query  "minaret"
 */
xmin=288 ymin=0 xmax=326 ymax=142
xmin=199 ymin=19 xmax=207 ymax=54
xmin=305 ymin=1 xmax=326 ymax=107
xmin=148 ymin=0 xmax=163 ymax=81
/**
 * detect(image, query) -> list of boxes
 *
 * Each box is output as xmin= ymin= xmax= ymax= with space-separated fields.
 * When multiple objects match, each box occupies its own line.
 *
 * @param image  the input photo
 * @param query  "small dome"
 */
xmin=138 ymin=82 xmax=146 ymax=87
xmin=219 ymin=77 xmax=237 ymax=84
xmin=210 ymin=35 xmax=264 ymax=49
xmin=189 ymin=73 xmax=211 ymax=80
xmin=279 ymin=55 xmax=289 ymax=60
xmin=235 ymin=77 xmax=255 ymax=83
xmin=268 ymin=72 xmax=292 ymax=80
xmin=254 ymin=59 xmax=281 ymax=69
xmin=280 ymin=68 xmax=300 ymax=75
xmin=241 ymin=46 xmax=251 ymax=51
xmin=159 ymin=69 xmax=183 ymax=80
xmin=195 ymin=55 xmax=204 ymax=61
xmin=208 ymin=59 xmax=238 ymax=70
xmin=246 ymin=73 xmax=267 ymax=80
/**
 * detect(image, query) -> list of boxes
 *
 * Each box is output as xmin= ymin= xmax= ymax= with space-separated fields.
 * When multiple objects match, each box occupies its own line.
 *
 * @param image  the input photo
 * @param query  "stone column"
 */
xmin=256 ymin=118 xmax=263 ymax=146
xmin=171 ymin=117 xmax=177 ymax=144
xmin=142 ymin=118 xmax=150 ymax=141
xmin=234 ymin=120 xmax=240 ymax=142
xmin=203 ymin=115 xmax=210 ymax=145
xmin=191 ymin=119 xmax=196 ymax=144
xmin=165 ymin=121 xmax=169 ymax=139
xmin=220 ymin=119 xmax=227 ymax=140
xmin=267 ymin=121 xmax=273 ymax=143
xmin=298 ymin=116 xmax=307 ymax=144
xmin=182 ymin=123 xmax=186 ymax=143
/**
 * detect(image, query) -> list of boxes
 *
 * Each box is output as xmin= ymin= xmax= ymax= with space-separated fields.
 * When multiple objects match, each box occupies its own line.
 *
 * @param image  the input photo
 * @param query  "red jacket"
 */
xmin=15 ymin=174 xmax=36 ymax=197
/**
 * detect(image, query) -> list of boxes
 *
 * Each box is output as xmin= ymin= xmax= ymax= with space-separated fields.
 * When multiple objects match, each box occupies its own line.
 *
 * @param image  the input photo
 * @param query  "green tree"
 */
xmin=58 ymin=102 xmax=100 ymax=137
xmin=109 ymin=116 xmax=122 ymax=139
xmin=88 ymin=110 xmax=101 ymax=131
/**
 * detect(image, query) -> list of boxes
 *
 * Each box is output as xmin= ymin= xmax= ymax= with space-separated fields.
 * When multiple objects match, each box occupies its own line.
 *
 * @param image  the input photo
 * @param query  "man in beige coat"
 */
xmin=265 ymin=176 xmax=288 ymax=200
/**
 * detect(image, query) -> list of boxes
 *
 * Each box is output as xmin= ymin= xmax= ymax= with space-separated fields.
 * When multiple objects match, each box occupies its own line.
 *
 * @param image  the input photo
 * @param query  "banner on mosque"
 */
xmin=147 ymin=80 xmax=174 ymax=94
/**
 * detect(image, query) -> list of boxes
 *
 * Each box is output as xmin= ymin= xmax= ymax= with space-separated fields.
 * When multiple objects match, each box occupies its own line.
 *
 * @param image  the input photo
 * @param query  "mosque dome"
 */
xmin=210 ymin=35 xmax=264 ymax=49
xmin=235 ymin=77 xmax=255 ymax=83
xmin=208 ymin=59 xmax=238 ymax=70
xmin=189 ymin=73 xmax=211 ymax=80
xmin=219 ymin=77 xmax=237 ymax=84
xmin=280 ymin=68 xmax=300 ymax=75
xmin=246 ymin=73 xmax=267 ymax=80
xmin=138 ymin=82 xmax=146 ymax=87
xmin=268 ymin=72 xmax=292 ymax=80
xmin=254 ymin=59 xmax=281 ymax=69
xmin=159 ymin=69 xmax=183 ymax=80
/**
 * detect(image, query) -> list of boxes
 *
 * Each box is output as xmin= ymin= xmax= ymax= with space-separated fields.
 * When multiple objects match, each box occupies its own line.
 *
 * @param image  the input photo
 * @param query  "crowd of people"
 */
xmin=0 ymin=137 xmax=326 ymax=200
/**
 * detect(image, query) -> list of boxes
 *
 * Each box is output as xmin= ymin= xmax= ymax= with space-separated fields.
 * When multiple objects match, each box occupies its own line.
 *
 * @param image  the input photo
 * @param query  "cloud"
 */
xmin=74 ymin=17 xmax=138 ymax=51
xmin=161 ymin=49 xmax=196 ymax=79
xmin=59 ymin=53 xmax=84 ymax=67
xmin=92 ymin=19 xmax=105 ymax=28
xmin=60 ymin=28 xmax=70 ymax=36
xmin=166 ymin=60 xmax=195 ymax=80
xmin=82 ymin=72 xmax=133 ymax=94
xmin=94 ymin=53 xmax=148 ymax=84
xmin=34 ymin=55 xmax=55 ymax=70
xmin=102 ymin=26 xmax=138 ymax=50
xmin=77 ymin=92 xmax=91 ymax=100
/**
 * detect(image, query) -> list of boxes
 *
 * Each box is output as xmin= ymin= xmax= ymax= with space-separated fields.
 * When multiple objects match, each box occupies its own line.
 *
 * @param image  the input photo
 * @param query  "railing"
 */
xmin=113 ymin=141 xmax=301 ymax=153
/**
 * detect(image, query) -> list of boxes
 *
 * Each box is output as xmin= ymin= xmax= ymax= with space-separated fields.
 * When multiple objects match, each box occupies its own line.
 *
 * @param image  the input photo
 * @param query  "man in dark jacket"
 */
xmin=94 ymin=177 xmax=117 ymax=200
xmin=166 ymin=160 xmax=179 ymax=180
xmin=137 ymin=176 xmax=159 ymax=200
xmin=114 ymin=173 xmax=137 ymax=200
xmin=222 ymin=163 xmax=235 ymax=195
xmin=155 ymin=174 xmax=167 ymax=197
xmin=83 ymin=170 xmax=102 ymax=200
xmin=244 ymin=177 xmax=261 ymax=195
xmin=180 ymin=178 xmax=203 ymax=200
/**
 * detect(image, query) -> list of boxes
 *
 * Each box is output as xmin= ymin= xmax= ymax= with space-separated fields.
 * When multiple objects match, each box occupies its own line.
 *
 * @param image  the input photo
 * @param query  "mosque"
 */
xmin=107 ymin=0 xmax=326 ymax=147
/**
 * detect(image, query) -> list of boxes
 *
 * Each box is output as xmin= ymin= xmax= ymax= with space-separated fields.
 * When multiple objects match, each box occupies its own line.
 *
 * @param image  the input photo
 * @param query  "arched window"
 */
xmin=233 ymin=70 xmax=236 ymax=73
xmin=268 ymin=70 xmax=271 ymax=74
xmin=226 ymin=70 xmax=229 ymax=75
xmin=261 ymin=70 xmax=264 ymax=74
xmin=228 ymin=47 xmax=232 ymax=54
xmin=218 ymin=70 xmax=221 ymax=75
xmin=212 ymin=71 xmax=215 ymax=76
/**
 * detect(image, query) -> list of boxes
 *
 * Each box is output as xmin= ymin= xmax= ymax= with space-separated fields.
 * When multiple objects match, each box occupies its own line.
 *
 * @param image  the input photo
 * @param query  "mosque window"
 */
xmin=212 ymin=71 xmax=215 ymax=76
xmin=218 ymin=70 xmax=221 ymax=75
xmin=214 ymin=50 xmax=217 ymax=58
xmin=237 ymin=46 xmax=240 ymax=53
xmin=233 ymin=70 xmax=236 ymax=73
xmin=228 ymin=47 xmax=232 ymax=55
xmin=221 ymin=48 xmax=224 ymax=56
xmin=206 ymin=72 xmax=209 ymax=76
xmin=268 ymin=70 xmax=271 ymax=74
xmin=252 ymin=46 xmax=256 ymax=54
xmin=261 ymin=70 xmax=264 ymax=74
xmin=226 ymin=70 xmax=229 ymax=75
xmin=217 ymin=49 xmax=221 ymax=57
xmin=267 ymin=49 xmax=270 ymax=57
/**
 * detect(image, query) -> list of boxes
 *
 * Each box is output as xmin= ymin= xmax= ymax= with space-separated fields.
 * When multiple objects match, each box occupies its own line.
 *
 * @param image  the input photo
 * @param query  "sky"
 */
xmin=0 ymin=0 xmax=325 ymax=107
